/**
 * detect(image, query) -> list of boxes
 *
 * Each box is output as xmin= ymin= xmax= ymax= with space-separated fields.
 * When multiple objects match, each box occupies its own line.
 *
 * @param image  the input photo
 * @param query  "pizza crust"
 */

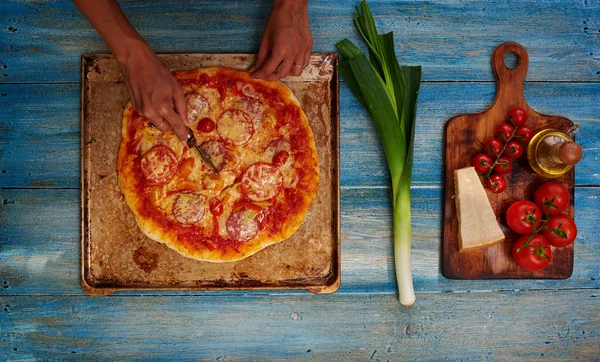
xmin=117 ymin=67 xmax=319 ymax=262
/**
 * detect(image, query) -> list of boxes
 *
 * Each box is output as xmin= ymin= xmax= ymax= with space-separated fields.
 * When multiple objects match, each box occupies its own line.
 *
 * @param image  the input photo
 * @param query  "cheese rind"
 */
xmin=454 ymin=167 xmax=505 ymax=252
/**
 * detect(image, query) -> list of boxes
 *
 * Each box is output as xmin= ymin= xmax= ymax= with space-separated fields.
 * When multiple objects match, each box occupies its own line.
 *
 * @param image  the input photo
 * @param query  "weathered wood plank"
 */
xmin=1 ymin=82 xmax=598 ymax=189
xmin=0 ymin=0 xmax=599 ymax=83
xmin=1 ymin=291 xmax=598 ymax=360
xmin=1 ymin=187 xmax=598 ymax=296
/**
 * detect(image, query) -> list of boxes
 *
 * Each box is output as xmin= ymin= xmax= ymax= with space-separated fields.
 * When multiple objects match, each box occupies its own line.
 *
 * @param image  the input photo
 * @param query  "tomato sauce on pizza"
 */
xmin=117 ymin=67 xmax=319 ymax=262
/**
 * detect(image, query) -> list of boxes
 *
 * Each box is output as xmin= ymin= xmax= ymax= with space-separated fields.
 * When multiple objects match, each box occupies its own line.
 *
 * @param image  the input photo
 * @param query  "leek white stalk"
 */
xmin=336 ymin=0 xmax=421 ymax=306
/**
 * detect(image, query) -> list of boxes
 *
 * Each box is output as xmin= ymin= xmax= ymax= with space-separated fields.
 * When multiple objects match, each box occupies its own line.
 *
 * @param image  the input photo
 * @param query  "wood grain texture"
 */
xmin=1 ymin=291 xmax=599 ymax=360
xmin=443 ymin=43 xmax=575 ymax=279
xmin=2 ymin=187 xmax=599 ymax=296
xmin=1 ymin=0 xmax=600 ymax=359
xmin=0 ymin=1 xmax=599 ymax=83
xmin=1 ymin=82 xmax=599 ymax=189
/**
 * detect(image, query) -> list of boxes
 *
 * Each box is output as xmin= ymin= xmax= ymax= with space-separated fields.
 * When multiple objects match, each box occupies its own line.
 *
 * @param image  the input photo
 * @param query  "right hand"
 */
xmin=118 ymin=43 xmax=189 ymax=142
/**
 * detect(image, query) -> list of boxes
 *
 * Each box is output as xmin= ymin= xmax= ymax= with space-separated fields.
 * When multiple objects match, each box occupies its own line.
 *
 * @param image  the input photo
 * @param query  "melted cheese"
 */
xmin=454 ymin=167 xmax=505 ymax=252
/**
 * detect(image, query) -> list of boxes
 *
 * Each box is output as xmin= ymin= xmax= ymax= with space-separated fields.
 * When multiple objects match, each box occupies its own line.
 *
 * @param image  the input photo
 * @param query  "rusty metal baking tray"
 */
xmin=80 ymin=53 xmax=340 ymax=295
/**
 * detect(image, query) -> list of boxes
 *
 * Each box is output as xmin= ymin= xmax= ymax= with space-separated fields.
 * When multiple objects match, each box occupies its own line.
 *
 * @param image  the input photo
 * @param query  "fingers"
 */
xmin=268 ymin=56 xmax=294 ymax=81
xmin=173 ymin=84 xmax=189 ymax=127
xmin=251 ymin=52 xmax=284 ymax=80
xmin=158 ymin=105 xmax=189 ymax=143
xmin=149 ymin=117 xmax=171 ymax=132
xmin=250 ymin=39 xmax=271 ymax=73
xmin=291 ymin=54 xmax=305 ymax=77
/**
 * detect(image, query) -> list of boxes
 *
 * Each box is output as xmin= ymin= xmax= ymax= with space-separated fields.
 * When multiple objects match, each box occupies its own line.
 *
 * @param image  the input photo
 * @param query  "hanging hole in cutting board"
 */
xmin=503 ymin=52 xmax=519 ymax=70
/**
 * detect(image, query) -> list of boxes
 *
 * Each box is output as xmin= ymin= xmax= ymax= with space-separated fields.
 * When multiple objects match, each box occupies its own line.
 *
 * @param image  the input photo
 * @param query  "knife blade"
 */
xmin=186 ymin=129 xmax=218 ymax=173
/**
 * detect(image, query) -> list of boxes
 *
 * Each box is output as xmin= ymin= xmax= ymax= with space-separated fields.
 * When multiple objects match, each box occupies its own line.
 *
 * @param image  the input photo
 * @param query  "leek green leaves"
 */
xmin=336 ymin=1 xmax=421 ymax=306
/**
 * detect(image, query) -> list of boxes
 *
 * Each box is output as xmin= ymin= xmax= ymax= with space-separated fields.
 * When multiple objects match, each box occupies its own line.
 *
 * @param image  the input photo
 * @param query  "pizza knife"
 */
xmin=186 ymin=129 xmax=219 ymax=173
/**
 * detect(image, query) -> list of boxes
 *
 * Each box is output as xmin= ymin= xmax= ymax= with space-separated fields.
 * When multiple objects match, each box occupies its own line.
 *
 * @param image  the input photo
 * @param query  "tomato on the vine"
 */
xmin=541 ymin=214 xmax=577 ymax=247
xmin=504 ymin=141 xmax=523 ymax=159
xmin=514 ymin=126 xmax=533 ymax=143
xmin=512 ymin=234 xmax=552 ymax=272
xmin=508 ymin=107 xmax=528 ymax=126
xmin=483 ymin=138 xmax=503 ymax=158
xmin=493 ymin=156 xmax=513 ymax=174
xmin=472 ymin=154 xmax=494 ymax=174
xmin=495 ymin=122 xmax=515 ymax=142
xmin=487 ymin=174 xmax=506 ymax=193
xmin=534 ymin=182 xmax=570 ymax=216
xmin=506 ymin=200 xmax=542 ymax=234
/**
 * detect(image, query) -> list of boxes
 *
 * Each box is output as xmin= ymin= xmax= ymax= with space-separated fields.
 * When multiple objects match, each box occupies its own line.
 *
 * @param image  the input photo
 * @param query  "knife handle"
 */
xmin=186 ymin=129 xmax=197 ymax=148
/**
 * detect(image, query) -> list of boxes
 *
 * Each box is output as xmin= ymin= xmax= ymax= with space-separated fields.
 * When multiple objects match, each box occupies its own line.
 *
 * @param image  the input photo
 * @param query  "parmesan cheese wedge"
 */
xmin=454 ymin=167 xmax=505 ymax=252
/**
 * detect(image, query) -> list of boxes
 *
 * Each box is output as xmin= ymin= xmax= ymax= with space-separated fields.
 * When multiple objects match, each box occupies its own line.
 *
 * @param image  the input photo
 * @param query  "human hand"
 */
xmin=119 ymin=43 xmax=189 ymax=142
xmin=250 ymin=0 xmax=312 ymax=81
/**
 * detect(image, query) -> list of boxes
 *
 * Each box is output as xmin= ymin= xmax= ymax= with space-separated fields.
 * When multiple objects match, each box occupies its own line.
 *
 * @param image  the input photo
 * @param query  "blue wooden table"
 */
xmin=1 ymin=1 xmax=599 ymax=359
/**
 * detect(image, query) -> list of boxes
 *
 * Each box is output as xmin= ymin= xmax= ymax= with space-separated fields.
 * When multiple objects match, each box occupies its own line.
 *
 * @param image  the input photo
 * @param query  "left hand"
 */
xmin=250 ymin=0 xmax=312 ymax=81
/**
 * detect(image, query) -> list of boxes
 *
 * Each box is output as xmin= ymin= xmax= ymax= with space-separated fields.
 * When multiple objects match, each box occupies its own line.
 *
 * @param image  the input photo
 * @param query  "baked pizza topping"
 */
xmin=217 ymin=109 xmax=255 ymax=145
xmin=241 ymin=163 xmax=284 ymax=202
xmin=118 ymin=67 xmax=319 ymax=262
xmin=172 ymin=193 xmax=206 ymax=226
xmin=140 ymin=145 xmax=178 ymax=185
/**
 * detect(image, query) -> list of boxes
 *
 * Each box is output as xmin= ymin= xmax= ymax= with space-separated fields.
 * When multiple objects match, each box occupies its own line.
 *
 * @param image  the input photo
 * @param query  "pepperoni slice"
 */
xmin=172 ymin=193 xmax=206 ymax=226
xmin=241 ymin=163 xmax=283 ymax=202
xmin=186 ymin=93 xmax=210 ymax=123
xmin=231 ymin=97 xmax=265 ymax=126
xmin=226 ymin=207 xmax=259 ymax=242
xmin=199 ymin=140 xmax=238 ymax=172
xmin=140 ymin=145 xmax=178 ymax=185
xmin=217 ymin=109 xmax=254 ymax=145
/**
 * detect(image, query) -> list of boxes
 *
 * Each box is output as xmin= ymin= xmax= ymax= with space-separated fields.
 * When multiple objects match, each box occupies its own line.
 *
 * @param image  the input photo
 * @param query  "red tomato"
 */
xmin=534 ymin=182 xmax=570 ymax=216
xmin=209 ymin=197 xmax=224 ymax=216
xmin=506 ymin=200 xmax=542 ymax=234
xmin=472 ymin=153 xmax=494 ymax=173
xmin=504 ymin=141 xmax=523 ymax=159
xmin=495 ymin=122 xmax=515 ymax=142
xmin=512 ymin=234 xmax=552 ymax=272
xmin=486 ymin=174 xmax=506 ymax=193
xmin=541 ymin=214 xmax=577 ymax=247
xmin=483 ymin=138 xmax=503 ymax=158
xmin=514 ymin=126 xmax=533 ymax=143
xmin=198 ymin=117 xmax=216 ymax=133
xmin=493 ymin=156 xmax=513 ymax=174
xmin=508 ymin=107 xmax=528 ymax=126
xmin=272 ymin=150 xmax=290 ymax=167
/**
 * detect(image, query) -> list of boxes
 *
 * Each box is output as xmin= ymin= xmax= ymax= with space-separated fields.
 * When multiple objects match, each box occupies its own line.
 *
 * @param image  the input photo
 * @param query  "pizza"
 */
xmin=117 ymin=67 xmax=319 ymax=262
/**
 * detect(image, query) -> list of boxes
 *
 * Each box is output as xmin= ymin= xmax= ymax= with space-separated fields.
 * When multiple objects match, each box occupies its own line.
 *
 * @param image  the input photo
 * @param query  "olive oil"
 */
xmin=527 ymin=125 xmax=582 ymax=178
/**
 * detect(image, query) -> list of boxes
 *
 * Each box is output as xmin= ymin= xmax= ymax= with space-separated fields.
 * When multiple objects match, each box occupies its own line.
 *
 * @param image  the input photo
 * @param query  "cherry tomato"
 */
xmin=198 ymin=117 xmax=216 ymax=133
xmin=514 ymin=126 xmax=533 ymax=143
xmin=506 ymin=200 xmax=542 ymax=234
xmin=493 ymin=156 xmax=513 ymax=174
xmin=495 ymin=122 xmax=515 ymax=142
xmin=472 ymin=153 xmax=494 ymax=174
xmin=483 ymin=138 xmax=504 ymax=158
xmin=209 ymin=197 xmax=224 ymax=216
xmin=512 ymin=234 xmax=552 ymax=272
xmin=272 ymin=150 xmax=290 ymax=167
xmin=534 ymin=182 xmax=570 ymax=216
xmin=486 ymin=174 xmax=506 ymax=193
xmin=541 ymin=214 xmax=577 ymax=247
xmin=508 ymin=107 xmax=528 ymax=126
xmin=504 ymin=141 xmax=523 ymax=159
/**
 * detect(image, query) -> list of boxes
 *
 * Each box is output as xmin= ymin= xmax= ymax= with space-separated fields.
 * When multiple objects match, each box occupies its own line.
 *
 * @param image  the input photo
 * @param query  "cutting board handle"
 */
xmin=491 ymin=42 xmax=529 ymax=112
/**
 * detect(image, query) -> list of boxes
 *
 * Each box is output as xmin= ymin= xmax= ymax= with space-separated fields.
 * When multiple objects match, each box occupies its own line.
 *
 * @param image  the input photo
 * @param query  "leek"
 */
xmin=336 ymin=1 xmax=421 ymax=306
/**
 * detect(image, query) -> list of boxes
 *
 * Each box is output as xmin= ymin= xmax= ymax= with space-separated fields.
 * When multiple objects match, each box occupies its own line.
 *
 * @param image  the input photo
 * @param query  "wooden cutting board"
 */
xmin=442 ymin=42 xmax=575 ymax=279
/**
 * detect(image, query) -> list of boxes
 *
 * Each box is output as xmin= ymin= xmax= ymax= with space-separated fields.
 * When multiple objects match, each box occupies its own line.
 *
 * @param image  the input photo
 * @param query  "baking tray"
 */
xmin=80 ymin=53 xmax=340 ymax=295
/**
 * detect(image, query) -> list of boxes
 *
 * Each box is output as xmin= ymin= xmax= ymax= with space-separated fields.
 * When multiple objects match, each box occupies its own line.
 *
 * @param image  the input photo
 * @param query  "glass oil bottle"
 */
xmin=527 ymin=125 xmax=582 ymax=179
